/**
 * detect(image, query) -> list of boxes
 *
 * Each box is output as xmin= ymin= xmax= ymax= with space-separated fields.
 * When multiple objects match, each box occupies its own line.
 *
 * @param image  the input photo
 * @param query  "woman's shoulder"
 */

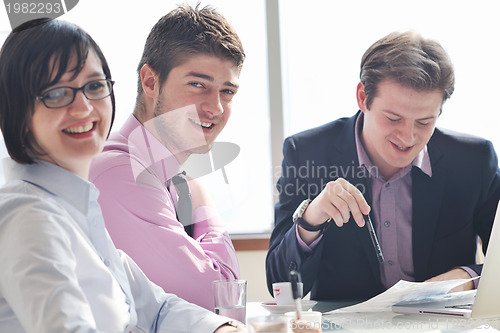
xmin=0 ymin=180 xmax=69 ymax=228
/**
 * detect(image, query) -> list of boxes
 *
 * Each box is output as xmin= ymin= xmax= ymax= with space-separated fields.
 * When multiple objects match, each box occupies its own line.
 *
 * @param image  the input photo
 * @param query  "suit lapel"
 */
xmin=332 ymin=112 xmax=382 ymax=284
xmin=412 ymin=138 xmax=445 ymax=281
xmin=349 ymin=171 xmax=383 ymax=282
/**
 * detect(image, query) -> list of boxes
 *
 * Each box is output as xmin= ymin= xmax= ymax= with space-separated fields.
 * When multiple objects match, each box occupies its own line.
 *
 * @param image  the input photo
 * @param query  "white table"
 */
xmin=246 ymin=301 xmax=500 ymax=332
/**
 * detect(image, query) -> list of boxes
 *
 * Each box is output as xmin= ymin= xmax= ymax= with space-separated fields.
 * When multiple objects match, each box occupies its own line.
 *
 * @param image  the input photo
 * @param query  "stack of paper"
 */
xmin=325 ymin=278 xmax=477 ymax=314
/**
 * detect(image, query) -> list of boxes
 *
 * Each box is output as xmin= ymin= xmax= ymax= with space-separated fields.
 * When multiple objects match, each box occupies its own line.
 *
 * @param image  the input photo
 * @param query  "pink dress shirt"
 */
xmin=90 ymin=115 xmax=239 ymax=310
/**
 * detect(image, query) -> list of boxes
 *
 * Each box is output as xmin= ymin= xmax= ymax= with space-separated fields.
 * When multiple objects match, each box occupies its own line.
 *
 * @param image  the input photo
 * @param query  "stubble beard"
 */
xmin=152 ymin=98 xmax=212 ymax=158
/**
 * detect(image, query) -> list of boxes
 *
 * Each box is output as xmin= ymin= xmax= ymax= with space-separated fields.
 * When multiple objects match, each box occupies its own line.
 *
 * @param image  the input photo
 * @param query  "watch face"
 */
xmin=293 ymin=199 xmax=311 ymax=223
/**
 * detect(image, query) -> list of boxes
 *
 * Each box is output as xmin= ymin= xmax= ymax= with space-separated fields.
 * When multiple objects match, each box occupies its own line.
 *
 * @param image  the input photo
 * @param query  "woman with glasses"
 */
xmin=0 ymin=18 xmax=243 ymax=333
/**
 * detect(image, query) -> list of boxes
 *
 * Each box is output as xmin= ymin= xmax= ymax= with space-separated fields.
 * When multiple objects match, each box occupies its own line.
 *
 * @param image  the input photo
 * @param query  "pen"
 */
xmin=364 ymin=213 xmax=385 ymax=264
xmin=289 ymin=270 xmax=303 ymax=320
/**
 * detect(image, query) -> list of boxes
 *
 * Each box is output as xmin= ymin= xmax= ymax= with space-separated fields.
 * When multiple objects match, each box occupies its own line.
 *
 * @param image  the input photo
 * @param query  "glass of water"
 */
xmin=212 ymin=279 xmax=247 ymax=324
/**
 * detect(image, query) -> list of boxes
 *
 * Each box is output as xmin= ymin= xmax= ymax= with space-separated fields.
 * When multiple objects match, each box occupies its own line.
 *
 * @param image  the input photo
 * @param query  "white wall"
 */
xmin=236 ymin=250 xmax=274 ymax=302
xmin=237 ymin=249 xmax=311 ymax=302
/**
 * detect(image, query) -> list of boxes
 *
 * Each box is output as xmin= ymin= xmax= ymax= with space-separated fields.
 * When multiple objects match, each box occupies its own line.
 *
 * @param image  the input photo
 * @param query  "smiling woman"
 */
xmin=29 ymin=50 xmax=114 ymax=178
xmin=0 ymin=18 xmax=115 ymax=171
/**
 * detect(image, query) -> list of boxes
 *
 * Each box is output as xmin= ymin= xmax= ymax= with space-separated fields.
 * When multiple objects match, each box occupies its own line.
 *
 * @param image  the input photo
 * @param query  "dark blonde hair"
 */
xmin=360 ymin=31 xmax=455 ymax=111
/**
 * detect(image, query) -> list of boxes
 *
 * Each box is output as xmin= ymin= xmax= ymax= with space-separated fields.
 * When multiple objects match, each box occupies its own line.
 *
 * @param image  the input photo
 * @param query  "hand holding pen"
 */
xmin=302 ymin=178 xmax=370 ymax=228
xmin=297 ymin=178 xmax=384 ymax=263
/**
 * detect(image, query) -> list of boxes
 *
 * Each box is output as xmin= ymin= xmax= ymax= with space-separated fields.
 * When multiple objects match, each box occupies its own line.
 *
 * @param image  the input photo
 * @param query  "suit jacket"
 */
xmin=266 ymin=112 xmax=500 ymax=301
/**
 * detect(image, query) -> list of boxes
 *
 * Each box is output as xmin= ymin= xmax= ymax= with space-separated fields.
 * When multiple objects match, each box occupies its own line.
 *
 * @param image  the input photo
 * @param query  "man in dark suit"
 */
xmin=266 ymin=31 xmax=500 ymax=301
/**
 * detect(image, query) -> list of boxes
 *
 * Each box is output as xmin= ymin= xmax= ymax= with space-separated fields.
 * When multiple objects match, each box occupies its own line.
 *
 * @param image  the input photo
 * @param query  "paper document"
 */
xmin=325 ymin=278 xmax=478 ymax=314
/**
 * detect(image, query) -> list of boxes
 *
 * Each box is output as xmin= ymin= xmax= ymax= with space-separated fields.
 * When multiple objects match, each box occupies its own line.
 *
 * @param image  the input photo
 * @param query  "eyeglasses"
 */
xmin=37 ymin=78 xmax=115 ymax=109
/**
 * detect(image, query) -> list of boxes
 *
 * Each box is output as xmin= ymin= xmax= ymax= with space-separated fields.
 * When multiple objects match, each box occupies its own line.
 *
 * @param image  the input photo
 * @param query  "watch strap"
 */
xmin=294 ymin=217 xmax=331 ymax=232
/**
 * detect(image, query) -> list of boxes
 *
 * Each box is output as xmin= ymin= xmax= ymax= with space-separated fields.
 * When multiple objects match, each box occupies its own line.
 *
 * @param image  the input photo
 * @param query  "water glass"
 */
xmin=212 ymin=279 xmax=247 ymax=323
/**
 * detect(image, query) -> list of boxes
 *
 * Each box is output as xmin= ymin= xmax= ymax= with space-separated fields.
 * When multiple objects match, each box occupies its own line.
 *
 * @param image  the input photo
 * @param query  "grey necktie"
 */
xmin=171 ymin=171 xmax=193 ymax=235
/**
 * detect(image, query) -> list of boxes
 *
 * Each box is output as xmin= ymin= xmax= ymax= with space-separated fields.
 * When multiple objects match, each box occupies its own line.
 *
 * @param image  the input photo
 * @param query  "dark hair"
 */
xmin=360 ymin=31 xmax=455 ymax=111
xmin=0 ymin=18 xmax=115 ymax=164
xmin=134 ymin=3 xmax=245 ymax=115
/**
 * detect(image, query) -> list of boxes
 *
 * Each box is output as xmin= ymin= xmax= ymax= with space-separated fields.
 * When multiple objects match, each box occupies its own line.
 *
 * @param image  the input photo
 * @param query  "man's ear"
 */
xmin=356 ymin=82 xmax=368 ymax=113
xmin=140 ymin=64 xmax=159 ymax=99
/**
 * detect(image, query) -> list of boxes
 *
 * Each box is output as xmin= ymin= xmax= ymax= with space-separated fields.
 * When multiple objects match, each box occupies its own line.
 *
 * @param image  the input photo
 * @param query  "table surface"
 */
xmin=246 ymin=301 xmax=500 ymax=332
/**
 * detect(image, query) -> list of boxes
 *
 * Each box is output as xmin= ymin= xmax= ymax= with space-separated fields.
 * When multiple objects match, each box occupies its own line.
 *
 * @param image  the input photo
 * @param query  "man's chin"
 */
xmin=190 ymin=144 xmax=212 ymax=155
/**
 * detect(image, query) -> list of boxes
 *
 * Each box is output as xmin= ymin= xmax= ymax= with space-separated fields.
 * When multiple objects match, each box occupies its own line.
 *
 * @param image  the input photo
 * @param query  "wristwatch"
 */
xmin=292 ymin=199 xmax=331 ymax=232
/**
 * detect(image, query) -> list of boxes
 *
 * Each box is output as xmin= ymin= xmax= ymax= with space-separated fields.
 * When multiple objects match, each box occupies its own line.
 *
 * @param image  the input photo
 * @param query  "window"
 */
xmin=0 ymin=29 xmax=8 ymax=181
xmin=279 ymin=0 xmax=500 ymax=153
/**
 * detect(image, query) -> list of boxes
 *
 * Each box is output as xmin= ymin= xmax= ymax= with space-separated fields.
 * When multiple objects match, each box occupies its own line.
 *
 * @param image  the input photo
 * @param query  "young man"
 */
xmin=90 ymin=4 xmax=244 ymax=310
xmin=266 ymin=31 xmax=500 ymax=301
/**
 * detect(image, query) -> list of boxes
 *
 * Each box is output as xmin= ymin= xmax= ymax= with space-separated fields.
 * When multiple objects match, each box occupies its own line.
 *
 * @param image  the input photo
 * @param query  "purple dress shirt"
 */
xmin=297 ymin=113 xmax=478 ymax=288
xmin=90 ymin=115 xmax=239 ymax=310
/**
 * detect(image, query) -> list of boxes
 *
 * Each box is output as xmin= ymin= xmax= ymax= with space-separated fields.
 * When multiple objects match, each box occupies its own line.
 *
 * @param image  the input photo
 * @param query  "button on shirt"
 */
xmin=0 ymin=159 xmax=228 ymax=332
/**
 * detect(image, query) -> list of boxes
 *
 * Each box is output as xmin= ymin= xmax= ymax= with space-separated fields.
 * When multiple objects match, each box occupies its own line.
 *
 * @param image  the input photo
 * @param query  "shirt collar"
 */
xmin=3 ymin=158 xmax=96 ymax=215
xmin=354 ymin=112 xmax=432 ymax=181
xmin=120 ymin=115 xmax=181 ymax=184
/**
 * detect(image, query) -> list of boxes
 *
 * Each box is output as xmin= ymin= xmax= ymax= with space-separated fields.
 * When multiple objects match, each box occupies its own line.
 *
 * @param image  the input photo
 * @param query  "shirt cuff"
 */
xmin=192 ymin=206 xmax=229 ymax=240
xmin=458 ymin=266 xmax=480 ymax=289
xmin=295 ymin=225 xmax=323 ymax=252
